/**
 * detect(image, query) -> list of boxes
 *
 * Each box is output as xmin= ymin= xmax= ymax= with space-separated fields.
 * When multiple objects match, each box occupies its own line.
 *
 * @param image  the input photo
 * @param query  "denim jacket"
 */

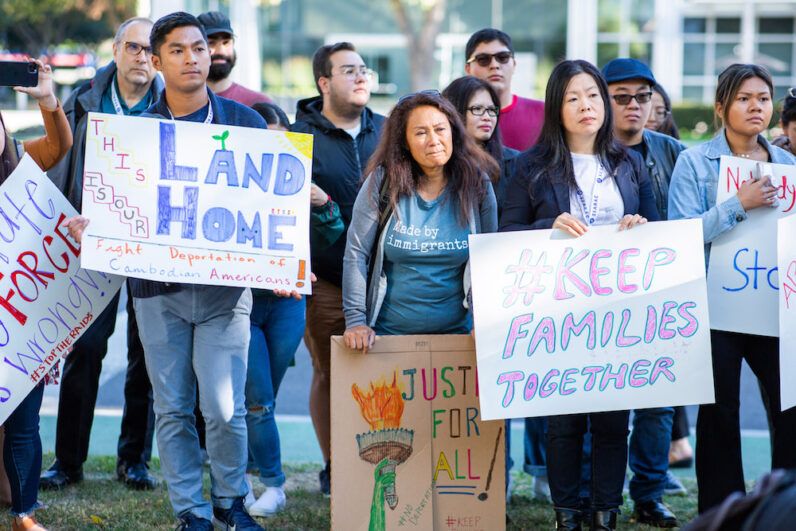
xmin=668 ymin=130 xmax=796 ymax=268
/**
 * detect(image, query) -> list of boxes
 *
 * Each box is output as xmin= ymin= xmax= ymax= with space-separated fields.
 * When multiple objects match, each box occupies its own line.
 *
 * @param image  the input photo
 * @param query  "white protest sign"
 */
xmin=81 ymin=112 xmax=313 ymax=293
xmin=707 ymin=155 xmax=796 ymax=337
xmin=469 ymin=220 xmax=714 ymax=420
xmin=0 ymin=156 xmax=123 ymax=425
xmin=779 ymin=214 xmax=796 ymax=410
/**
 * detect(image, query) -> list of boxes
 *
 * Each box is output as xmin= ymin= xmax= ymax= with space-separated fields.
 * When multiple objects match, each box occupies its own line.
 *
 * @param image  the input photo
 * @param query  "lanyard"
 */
xmin=575 ymin=163 xmax=606 ymax=226
xmin=166 ymin=102 xmax=214 ymax=124
xmin=110 ymin=81 xmax=126 ymax=115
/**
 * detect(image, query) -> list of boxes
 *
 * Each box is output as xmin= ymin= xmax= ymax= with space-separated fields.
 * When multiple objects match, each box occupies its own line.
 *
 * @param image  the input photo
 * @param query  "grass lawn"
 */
xmin=28 ymin=454 xmax=700 ymax=530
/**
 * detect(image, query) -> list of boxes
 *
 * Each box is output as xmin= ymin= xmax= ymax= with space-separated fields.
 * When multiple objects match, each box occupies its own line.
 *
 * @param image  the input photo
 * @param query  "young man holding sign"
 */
xmin=68 ymin=12 xmax=267 ymax=531
xmin=669 ymin=63 xmax=796 ymax=513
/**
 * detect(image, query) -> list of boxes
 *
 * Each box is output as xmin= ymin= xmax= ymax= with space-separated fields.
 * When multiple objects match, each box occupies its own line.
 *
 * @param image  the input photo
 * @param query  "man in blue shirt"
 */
xmin=101 ymin=13 xmax=265 ymax=531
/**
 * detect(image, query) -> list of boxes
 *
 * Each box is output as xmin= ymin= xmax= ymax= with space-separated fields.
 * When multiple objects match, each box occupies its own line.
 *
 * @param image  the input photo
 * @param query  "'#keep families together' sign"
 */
xmin=80 ymin=113 xmax=314 ymax=294
xmin=469 ymin=220 xmax=714 ymax=420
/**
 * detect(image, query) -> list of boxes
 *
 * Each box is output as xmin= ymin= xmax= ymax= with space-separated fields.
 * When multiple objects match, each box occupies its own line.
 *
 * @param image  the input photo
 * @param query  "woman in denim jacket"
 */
xmin=668 ymin=63 xmax=796 ymax=514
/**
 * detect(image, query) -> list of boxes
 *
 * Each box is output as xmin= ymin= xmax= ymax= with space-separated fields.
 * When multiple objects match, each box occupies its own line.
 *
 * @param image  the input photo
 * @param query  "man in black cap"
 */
xmin=197 ymin=11 xmax=272 ymax=107
xmin=602 ymin=57 xmax=686 ymax=528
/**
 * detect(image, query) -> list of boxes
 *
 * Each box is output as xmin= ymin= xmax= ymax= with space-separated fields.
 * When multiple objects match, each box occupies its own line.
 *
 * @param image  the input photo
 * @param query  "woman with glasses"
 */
xmin=442 ymin=76 xmax=518 ymax=212
xmin=1 ymin=59 xmax=72 ymax=531
xmin=669 ymin=63 xmax=796 ymax=514
xmin=772 ymin=89 xmax=796 ymax=156
xmin=500 ymin=60 xmax=659 ymax=531
xmin=645 ymin=83 xmax=680 ymax=140
xmin=342 ymin=91 xmax=497 ymax=351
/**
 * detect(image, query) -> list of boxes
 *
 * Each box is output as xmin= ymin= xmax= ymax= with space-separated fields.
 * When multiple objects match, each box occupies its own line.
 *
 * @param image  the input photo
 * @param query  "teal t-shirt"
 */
xmin=99 ymin=76 xmax=153 ymax=116
xmin=375 ymin=189 xmax=471 ymax=335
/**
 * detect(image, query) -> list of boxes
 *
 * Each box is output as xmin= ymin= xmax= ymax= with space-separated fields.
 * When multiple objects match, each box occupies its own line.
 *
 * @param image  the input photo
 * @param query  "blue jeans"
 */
xmin=134 ymin=286 xmax=252 ymax=519
xmin=629 ymin=407 xmax=674 ymax=503
xmin=246 ymin=295 xmax=305 ymax=488
xmin=4 ymin=383 xmax=44 ymax=516
xmin=523 ymin=417 xmax=548 ymax=477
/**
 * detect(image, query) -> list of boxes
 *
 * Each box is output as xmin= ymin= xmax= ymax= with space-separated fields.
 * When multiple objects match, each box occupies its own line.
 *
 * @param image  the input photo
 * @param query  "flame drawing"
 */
xmin=352 ymin=372 xmax=414 ymax=531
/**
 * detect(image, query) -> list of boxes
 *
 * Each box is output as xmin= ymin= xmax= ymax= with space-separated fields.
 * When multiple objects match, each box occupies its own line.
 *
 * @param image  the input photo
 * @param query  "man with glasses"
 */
xmin=291 ymin=42 xmax=384 ymax=496
xmin=464 ymin=28 xmax=544 ymax=152
xmin=602 ymin=57 xmax=686 ymax=528
xmin=197 ymin=11 xmax=272 ymax=106
xmin=41 ymin=17 xmax=162 ymax=491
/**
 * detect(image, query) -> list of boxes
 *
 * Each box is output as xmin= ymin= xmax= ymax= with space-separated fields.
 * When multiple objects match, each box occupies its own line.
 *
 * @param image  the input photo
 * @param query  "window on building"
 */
xmin=596 ymin=0 xmax=654 ymax=68
xmin=681 ymin=16 xmax=741 ymax=103
xmin=755 ymin=17 xmax=796 ymax=100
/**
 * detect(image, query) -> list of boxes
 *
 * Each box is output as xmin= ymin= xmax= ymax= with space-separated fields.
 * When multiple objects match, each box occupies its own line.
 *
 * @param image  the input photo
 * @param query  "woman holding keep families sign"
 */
xmin=499 ymin=59 xmax=660 ymax=531
xmin=668 ymin=63 xmax=796 ymax=514
xmin=0 ymin=59 xmax=72 ymax=531
xmin=342 ymin=91 xmax=497 ymax=349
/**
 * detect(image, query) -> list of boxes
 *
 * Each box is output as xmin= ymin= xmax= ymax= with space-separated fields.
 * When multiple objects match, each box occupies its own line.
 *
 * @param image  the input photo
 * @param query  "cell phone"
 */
xmin=0 ymin=61 xmax=38 ymax=87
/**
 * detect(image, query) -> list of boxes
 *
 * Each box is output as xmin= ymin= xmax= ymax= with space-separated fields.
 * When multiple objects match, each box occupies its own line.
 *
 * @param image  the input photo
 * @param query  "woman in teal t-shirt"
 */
xmin=342 ymin=91 xmax=497 ymax=350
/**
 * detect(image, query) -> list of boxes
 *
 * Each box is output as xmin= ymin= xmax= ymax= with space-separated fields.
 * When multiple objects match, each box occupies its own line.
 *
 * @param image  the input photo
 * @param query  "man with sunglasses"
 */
xmin=464 ymin=28 xmax=544 ymax=152
xmin=291 ymin=42 xmax=384 ymax=497
xmin=602 ymin=57 xmax=686 ymax=528
xmin=41 ymin=16 xmax=162 ymax=492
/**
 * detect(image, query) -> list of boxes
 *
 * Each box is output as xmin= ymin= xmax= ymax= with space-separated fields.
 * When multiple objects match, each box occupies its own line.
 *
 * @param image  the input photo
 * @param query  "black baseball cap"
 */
xmin=197 ymin=11 xmax=234 ymax=37
xmin=602 ymin=58 xmax=656 ymax=86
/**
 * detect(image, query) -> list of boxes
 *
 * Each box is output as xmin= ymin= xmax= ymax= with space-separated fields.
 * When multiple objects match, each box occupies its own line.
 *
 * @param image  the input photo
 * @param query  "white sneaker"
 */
xmin=533 ymin=475 xmax=552 ymax=502
xmin=244 ymin=474 xmax=256 ymax=509
xmin=248 ymin=486 xmax=286 ymax=517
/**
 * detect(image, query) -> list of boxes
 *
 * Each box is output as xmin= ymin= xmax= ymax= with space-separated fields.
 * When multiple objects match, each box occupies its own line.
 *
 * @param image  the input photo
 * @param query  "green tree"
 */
xmin=0 ymin=0 xmax=136 ymax=53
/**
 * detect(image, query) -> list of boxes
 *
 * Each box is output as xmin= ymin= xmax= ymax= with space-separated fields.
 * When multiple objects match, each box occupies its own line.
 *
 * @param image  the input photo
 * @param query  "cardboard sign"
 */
xmin=331 ymin=335 xmax=505 ymax=531
xmin=469 ymin=220 xmax=714 ymax=420
xmin=779 ymin=214 xmax=796 ymax=410
xmin=81 ymin=112 xmax=313 ymax=293
xmin=707 ymin=156 xmax=796 ymax=336
xmin=0 ymin=156 xmax=123 ymax=424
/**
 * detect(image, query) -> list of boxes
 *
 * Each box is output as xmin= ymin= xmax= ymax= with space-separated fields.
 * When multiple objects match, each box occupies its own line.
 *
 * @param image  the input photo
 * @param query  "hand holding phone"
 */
xmin=11 ymin=59 xmax=57 ymax=111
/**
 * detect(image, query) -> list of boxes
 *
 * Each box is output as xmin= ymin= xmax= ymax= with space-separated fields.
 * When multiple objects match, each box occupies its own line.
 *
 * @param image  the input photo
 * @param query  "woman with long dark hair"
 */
xmin=342 ymin=91 xmax=497 ymax=349
xmin=442 ymin=76 xmax=519 ymax=211
xmin=500 ymin=59 xmax=659 ymax=531
xmin=669 ymin=63 xmax=796 ymax=513
xmin=1 ymin=59 xmax=72 ymax=531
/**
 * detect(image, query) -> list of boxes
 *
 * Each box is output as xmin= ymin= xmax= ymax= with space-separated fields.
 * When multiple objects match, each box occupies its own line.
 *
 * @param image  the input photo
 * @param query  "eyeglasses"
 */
xmin=123 ymin=41 xmax=152 ymax=57
xmin=467 ymin=105 xmax=499 ymax=117
xmin=397 ymin=89 xmax=442 ymax=104
xmin=611 ymin=92 xmax=653 ymax=105
xmin=652 ymin=109 xmax=671 ymax=119
xmin=466 ymin=51 xmax=513 ymax=67
xmin=331 ymin=66 xmax=375 ymax=81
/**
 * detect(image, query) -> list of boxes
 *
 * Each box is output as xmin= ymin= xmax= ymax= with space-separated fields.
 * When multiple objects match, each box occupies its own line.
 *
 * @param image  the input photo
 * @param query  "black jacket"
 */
xmin=290 ymin=96 xmax=385 ymax=287
xmin=499 ymin=147 xmax=661 ymax=232
xmin=639 ymin=129 xmax=686 ymax=220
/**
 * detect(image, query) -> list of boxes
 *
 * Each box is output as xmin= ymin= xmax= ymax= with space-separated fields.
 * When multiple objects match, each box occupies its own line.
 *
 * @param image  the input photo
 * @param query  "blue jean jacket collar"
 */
xmin=703 ymin=129 xmax=782 ymax=162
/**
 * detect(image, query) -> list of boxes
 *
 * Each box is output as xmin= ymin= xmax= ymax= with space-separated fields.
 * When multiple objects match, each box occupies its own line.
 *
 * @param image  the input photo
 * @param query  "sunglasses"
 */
xmin=123 ymin=41 xmax=152 ymax=57
xmin=467 ymin=105 xmax=499 ymax=117
xmin=466 ymin=51 xmax=513 ymax=68
xmin=611 ymin=92 xmax=653 ymax=105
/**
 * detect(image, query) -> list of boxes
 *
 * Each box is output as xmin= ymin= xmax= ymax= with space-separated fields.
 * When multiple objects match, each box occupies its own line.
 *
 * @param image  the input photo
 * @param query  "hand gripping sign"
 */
xmin=469 ymin=220 xmax=714 ymax=420
xmin=81 ymin=113 xmax=314 ymax=293
xmin=0 ymin=155 xmax=123 ymax=424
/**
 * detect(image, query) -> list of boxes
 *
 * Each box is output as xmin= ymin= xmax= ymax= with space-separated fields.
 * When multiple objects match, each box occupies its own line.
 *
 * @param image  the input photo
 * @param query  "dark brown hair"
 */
xmin=715 ymin=63 xmax=774 ymax=128
xmin=365 ymin=92 xmax=496 ymax=224
xmin=312 ymin=42 xmax=357 ymax=93
xmin=0 ymin=112 xmax=20 ymax=184
xmin=442 ymin=75 xmax=504 ymax=184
